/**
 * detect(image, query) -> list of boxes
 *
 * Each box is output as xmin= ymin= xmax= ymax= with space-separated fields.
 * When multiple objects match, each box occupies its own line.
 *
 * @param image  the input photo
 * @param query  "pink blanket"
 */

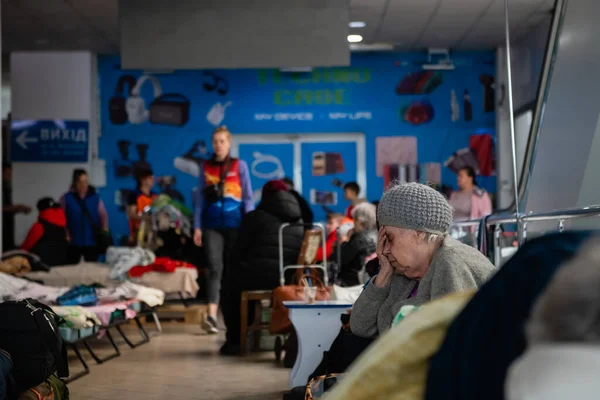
xmin=85 ymin=301 xmax=137 ymax=326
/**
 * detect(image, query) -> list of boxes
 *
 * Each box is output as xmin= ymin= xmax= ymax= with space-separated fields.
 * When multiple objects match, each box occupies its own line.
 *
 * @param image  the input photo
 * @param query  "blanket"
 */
xmin=106 ymin=247 xmax=155 ymax=280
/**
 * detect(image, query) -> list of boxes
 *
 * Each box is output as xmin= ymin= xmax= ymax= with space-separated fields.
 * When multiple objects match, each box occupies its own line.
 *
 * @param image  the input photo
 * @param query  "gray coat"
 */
xmin=350 ymin=236 xmax=495 ymax=338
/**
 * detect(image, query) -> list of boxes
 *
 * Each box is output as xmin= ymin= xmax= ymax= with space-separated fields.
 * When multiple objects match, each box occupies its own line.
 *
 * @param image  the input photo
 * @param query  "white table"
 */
xmin=284 ymin=300 xmax=353 ymax=389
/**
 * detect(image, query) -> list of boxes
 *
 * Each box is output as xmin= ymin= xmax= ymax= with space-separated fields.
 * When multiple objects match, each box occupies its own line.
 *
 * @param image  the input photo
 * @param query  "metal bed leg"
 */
xmin=63 ymin=343 xmax=90 ymax=383
xmin=83 ymin=329 xmax=121 ymax=364
xmin=179 ymin=291 xmax=190 ymax=308
xmin=115 ymin=317 xmax=150 ymax=349
xmin=152 ymin=310 xmax=163 ymax=333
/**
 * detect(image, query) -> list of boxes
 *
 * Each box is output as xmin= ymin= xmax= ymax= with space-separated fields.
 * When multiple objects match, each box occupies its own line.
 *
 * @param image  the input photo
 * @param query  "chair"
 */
xmin=240 ymin=290 xmax=273 ymax=355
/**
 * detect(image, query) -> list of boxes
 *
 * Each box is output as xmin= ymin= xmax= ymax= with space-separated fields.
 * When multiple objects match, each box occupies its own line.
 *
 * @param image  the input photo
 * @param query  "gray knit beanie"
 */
xmin=377 ymin=182 xmax=453 ymax=235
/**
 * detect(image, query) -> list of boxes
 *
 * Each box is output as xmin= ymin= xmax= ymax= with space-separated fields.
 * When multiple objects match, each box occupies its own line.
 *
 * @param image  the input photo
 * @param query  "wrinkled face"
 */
xmin=457 ymin=169 xmax=473 ymax=190
xmin=75 ymin=173 xmax=89 ymax=193
xmin=382 ymin=226 xmax=429 ymax=279
xmin=212 ymin=132 xmax=231 ymax=159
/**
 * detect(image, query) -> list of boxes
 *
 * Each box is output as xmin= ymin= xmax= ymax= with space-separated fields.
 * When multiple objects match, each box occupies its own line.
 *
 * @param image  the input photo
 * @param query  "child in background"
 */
xmin=316 ymin=213 xmax=343 ymax=262
xmin=343 ymin=182 xmax=366 ymax=219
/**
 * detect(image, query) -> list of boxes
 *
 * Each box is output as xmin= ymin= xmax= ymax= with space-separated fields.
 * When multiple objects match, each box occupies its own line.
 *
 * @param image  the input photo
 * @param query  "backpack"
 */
xmin=0 ymin=299 xmax=69 ymax=392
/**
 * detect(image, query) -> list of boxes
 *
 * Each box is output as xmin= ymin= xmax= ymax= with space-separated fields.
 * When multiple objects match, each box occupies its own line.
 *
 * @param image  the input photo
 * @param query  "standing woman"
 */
xmin=449 ymin=166 xmax=492 ymax=245
xmin=449 ymin=166 xmax=492 ymax=221
xmin=194 ymin=126 xmax=254 ymax=334
xmin=61 ymin=169 xmax=109 ymax=263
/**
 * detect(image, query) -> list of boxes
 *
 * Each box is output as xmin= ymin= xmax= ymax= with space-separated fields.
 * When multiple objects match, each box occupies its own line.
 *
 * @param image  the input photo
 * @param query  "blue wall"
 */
xmin=98 ymin=52 xmax=496 ymax=239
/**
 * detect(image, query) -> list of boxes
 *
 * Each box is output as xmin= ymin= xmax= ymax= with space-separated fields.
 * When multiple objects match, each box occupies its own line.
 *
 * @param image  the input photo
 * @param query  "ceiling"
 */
xmin=1 ymin=0 xmax=554 ymax=54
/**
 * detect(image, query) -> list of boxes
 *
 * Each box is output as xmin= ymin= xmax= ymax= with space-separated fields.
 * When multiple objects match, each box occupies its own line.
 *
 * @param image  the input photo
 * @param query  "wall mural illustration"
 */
xmin=98 ymin=52 xmax=496 ymax=240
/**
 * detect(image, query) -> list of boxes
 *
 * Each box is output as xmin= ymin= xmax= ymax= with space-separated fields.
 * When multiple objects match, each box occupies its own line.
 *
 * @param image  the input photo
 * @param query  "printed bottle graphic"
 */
xmin=207 ymin=101 xmax=232 ymax=127
xmin=464 ymin=89 xmax=473 ymax=122
xmin=451 ymin=90 xmax=459 ymax=122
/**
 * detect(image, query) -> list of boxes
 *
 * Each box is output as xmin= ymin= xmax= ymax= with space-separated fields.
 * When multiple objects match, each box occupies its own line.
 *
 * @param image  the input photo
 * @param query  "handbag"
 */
xmin=75 ymin=197 xmax=113 ymax=253
xmin=305 ymin=374 xmax=343 ymax=400
xmin=269 ymin=270 xmax=330 ymax=334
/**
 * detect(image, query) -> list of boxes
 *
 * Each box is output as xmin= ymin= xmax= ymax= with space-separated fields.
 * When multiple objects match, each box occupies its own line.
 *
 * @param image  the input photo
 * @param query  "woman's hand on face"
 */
xmin=376 ymin=228 xmax=389 ymax=265
xmin=375 ymin=227 xmax=394 ymax=287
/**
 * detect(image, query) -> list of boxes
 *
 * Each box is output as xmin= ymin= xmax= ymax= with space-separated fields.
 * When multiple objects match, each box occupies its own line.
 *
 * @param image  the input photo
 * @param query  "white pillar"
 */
xmin=495 ymin=47 xmax=514 ymax=210
xmin=10 ymin=51 xmax=98 ymax=244
xmin=0 ymin=1 xmax=3 ymax=253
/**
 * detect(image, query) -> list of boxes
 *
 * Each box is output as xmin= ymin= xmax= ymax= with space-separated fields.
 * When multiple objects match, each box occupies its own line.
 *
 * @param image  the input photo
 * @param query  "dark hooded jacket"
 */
xmin=232 ymin=190 xmax=304 ymax=288
xmin=336 ymin=229 xmax=378 ymax=287
xmin=21 ymin=207 xmax=68 ymax=266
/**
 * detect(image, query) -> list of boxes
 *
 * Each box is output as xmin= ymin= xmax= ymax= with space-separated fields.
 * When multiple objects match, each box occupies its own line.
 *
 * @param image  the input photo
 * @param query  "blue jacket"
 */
xmin=63 ymin=188 xmax=102 ymax=247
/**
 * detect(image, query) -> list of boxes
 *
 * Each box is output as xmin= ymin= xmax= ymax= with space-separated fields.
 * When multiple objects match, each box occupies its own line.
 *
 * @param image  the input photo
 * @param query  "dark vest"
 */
xmin=31 ymin=220 xmax=68 ymax=266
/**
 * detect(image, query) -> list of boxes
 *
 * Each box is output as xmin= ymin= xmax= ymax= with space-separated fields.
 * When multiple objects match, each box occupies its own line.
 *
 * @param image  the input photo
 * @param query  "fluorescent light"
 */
xmin=349 ymin=21 xmax=366 ymax=28
xmin=422 ymin=62 xmax=455 ymax=71
xmin=280 ymin=67 xmax=313 ymax=73
xmin=347 ymin=34 xmax=363 ymax=43
xmin=142 ymin=69 xmax=174 ymax=74
xmin=350 ymin=43 xmax=394 ymax=52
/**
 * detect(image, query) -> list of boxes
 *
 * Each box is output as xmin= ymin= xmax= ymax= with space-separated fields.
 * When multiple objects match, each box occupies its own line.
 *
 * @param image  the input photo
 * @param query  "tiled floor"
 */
xmin=68 ymin=322 xmax=289 ymax=400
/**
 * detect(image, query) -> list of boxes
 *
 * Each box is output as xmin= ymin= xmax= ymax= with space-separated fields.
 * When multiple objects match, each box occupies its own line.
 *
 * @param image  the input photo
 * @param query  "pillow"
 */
xmin=330 ymin=284 xmax=363 ymax=304
xmin=2 ymin=250 xmax=50 ymax=272
xmin=326 ymin=290 xmax=475 ymax=400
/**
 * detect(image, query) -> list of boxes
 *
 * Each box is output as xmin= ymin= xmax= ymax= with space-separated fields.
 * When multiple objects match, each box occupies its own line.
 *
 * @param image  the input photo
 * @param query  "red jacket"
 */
xmin=21 ymin=208 xmax=67 ymax=251
xmin=316 ymin=230 xmax=337 ymax=262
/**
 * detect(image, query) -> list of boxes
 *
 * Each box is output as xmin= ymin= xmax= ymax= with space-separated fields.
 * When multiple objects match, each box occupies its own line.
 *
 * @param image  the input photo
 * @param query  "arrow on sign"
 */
xmin=16 ymin=130 xmax=39 ymax=150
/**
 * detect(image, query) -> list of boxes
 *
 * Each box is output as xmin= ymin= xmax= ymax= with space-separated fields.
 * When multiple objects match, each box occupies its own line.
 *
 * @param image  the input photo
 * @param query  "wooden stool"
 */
xmin=240 ymin=290 xmax=273 ymax=355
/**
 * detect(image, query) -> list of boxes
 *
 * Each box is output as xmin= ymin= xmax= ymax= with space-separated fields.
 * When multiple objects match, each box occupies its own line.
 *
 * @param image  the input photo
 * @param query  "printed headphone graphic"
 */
xmin=203 ymin=71 xmax=229 ymax=96
xmin=108 ymin=75 xmax=137 ymax=125
xmin=126 ymin=75 xmax=163 ymax=125
xmin=109 ymin=74 xmax=191 ymax=127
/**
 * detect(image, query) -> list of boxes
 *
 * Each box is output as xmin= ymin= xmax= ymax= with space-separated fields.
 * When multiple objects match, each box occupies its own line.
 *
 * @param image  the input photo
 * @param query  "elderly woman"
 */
xmin=350 ymin=183 xmax=495 ymax=338
xmin=336 ymin=202 xmax=378 ymax=287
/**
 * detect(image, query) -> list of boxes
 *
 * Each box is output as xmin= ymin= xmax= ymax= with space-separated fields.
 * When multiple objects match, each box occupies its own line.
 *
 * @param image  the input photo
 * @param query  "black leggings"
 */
xmin=67 ymin=246 xmax=99 ymax=264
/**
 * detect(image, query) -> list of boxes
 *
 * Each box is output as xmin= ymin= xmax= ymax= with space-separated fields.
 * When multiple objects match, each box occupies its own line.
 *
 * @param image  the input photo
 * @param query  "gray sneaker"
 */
xmin=202 ymin=315 xmax=219 ymax=334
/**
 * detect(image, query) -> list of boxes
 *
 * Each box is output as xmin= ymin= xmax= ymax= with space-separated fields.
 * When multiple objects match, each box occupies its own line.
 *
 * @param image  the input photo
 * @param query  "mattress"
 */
xmin=26 ymin=262 xmax=199 ymax=299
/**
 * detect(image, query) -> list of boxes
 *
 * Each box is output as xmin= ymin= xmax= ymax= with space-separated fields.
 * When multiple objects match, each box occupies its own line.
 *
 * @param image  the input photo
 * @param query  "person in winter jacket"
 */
xmin=220 ymin=179 xmax=303 ymax=355
xmin=336 ymin=202 xmax=378 ymax=287
xmin=282 ymin=176 xmax=313 ymax=226
xmin=21 ymin=198 xmax=69 ymax=266
xmin=506 ymin=235 xmax=600 ymax=400
xmin=61 ymin=169 xmax=109 ymax=263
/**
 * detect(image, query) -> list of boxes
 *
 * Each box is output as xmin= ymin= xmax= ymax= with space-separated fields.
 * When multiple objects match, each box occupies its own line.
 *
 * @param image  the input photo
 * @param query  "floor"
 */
xmin=68 ymin=322 xmax=289 ymax=400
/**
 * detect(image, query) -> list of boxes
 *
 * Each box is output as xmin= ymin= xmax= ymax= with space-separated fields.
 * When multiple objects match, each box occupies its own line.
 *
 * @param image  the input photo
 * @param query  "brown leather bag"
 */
xmin=269 ymin=271 xmax=330 ymax=334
